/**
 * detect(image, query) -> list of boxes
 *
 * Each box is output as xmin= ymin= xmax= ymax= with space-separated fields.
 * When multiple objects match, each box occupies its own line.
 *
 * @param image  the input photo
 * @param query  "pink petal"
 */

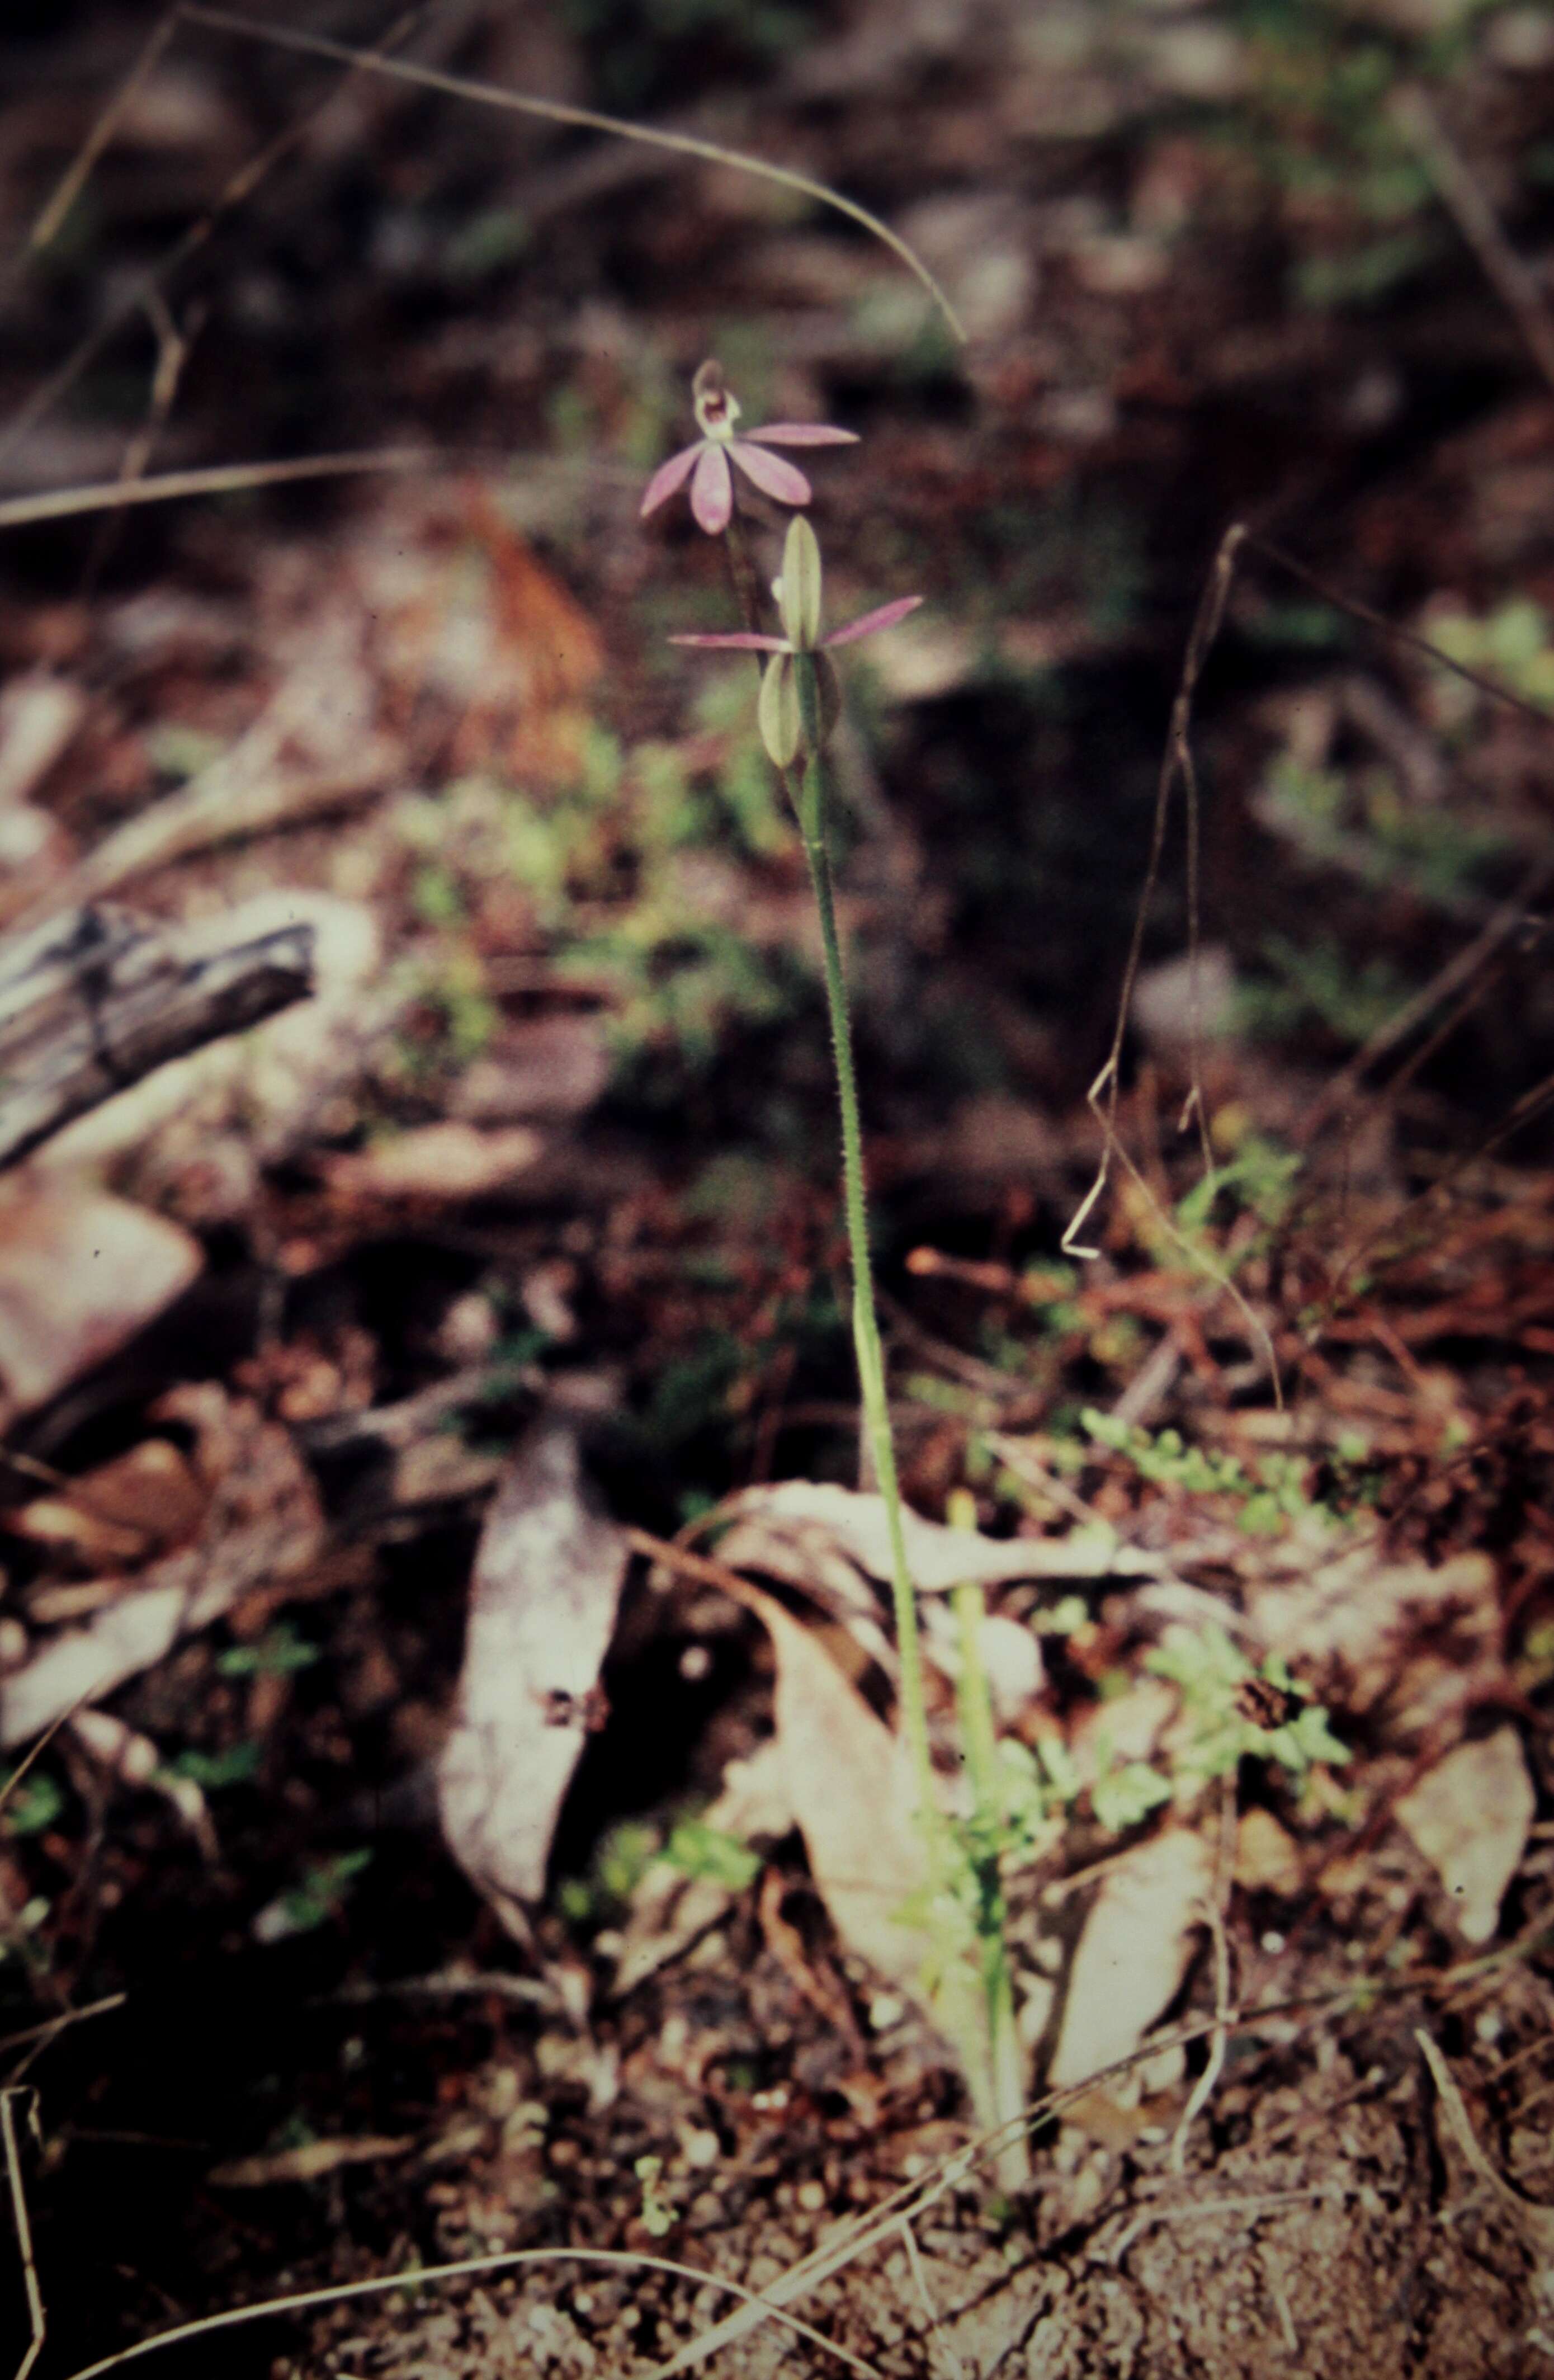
xmin=822 ymin=595 xmax=924 ymax=648
xmin=690 ymin=444 xmax=734 ymax=534
xmin=729 ymin=441 xmax=812 ymax=507
xmin=668 ymin=631 xmax=789 ymax=651
xmin=745 ymin=424 xmax=859 ymax=448
xmin=640 ymin=442 xmax=702 ymax=517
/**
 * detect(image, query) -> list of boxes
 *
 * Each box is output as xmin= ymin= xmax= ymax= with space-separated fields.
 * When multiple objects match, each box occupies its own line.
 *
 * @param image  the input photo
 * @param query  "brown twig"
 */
xmin=1392 ymin=87 xmax=1554 ymax=398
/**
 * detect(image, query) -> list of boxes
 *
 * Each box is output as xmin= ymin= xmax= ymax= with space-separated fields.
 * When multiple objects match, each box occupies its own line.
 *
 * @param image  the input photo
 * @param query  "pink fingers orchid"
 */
xmin=669 ymin=514 xmax=922 ymax=765
xmin=640 ymin=360 xmax=857 ymax=536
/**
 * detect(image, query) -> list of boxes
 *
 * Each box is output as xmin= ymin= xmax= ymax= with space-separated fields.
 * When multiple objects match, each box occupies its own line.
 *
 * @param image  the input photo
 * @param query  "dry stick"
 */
xmin=0 ymin=446 xmax=427 ymax=534
xmin=79 ymin=288 xmax=201 ymax=595
xmin=1065 ymin=521 xmax=1244 ymax=1262
xmin=1415 ymin=2028 xmax=1554 ymax=2251
xmin=1061 ymin=524 xmax=1279 ymax=1392
xmin=1299 ymin=856 xmax=1554 ymax=1143
xmin=0 ymin=1996 xmax=126 ymax=2063
xmin=176 ymin=4 xmax=964 ymax=343
xmin=25 ymin=15 xmax=179 ymax=255
xmin=0 ymin=4 xmax=436 ymax=477
xmin=1392 ymin=86 xmax=1554 ymax=398
xmin=1246 ymin=535 xmax=1554 ymax=731
xmin=56 ymin=2245 xmax=887 ymax=2380
xmin=1063 ymin=517 xmax=1554 ymax=1374
xmin=895 ymin=2217 xmax=965 ymax=2380
xmin=1 ymin=2090 xmax=44 ymax=2380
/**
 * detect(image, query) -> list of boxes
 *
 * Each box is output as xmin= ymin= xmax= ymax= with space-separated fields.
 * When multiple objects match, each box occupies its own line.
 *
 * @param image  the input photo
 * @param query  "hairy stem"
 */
xmin=792 ymin=654 xmax=935 ymax=1832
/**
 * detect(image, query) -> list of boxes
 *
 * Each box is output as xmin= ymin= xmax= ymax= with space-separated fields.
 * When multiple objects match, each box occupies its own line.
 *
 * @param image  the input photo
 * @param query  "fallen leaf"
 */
xmin=324 ymin=1120 xmax=544 ymax=1203
xmin=0 ymin=1389 xmax=322 ymax=1748
xmin=744 ymin=1581 xmax=934 ymax=2002
xmin=0 ymin=1179 xmax=202 ymax=1424
xmin=1245 ymin=1543 xmax=1500 ymax=1737
xmin=1395 ymin=1727 xmax=1533 ymax=1946
xmin=0 ymin=672 xmax=86 ymax=808
xmin=451 ymin=1015 xmax=612 ymax=1124
xmin=438 ymin=1418 xmax=629 ymax=1930
xmin=1048 ymin=1828 xmax=1213 ymax=2090
xmin=720 ymin=1478 xmax=1150 ymax=1599
xmin=12 ymin=1437 xmax=209 ymax=1567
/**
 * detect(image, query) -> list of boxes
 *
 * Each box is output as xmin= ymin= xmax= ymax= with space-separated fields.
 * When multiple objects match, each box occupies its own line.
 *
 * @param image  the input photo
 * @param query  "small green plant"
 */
xmin=0 ymin=1769 xmax=65 ymax=1837
xmin=1146 ymin=1624 xmax=1349 ymax=1782
xmin=255 ymin=1850 xmax=372 ymax=1943
xmin=662 ymin=1818 xmax=762 ymax=1891
xmin=558 ymin=1817 xmax=663 ymax=1926
xmin=634 ymin=2153 xmax=676 ymax=2238
xmin=0 ymin=1893 xmax=51 ymax=1969
xmin=169 ymin=1741 xmax=262 ymax=1790
xmin=1083 ymin=1409 xmax=1344 ymax=1537
xmin=218 ymin=1622 xmax=320 ymax=1678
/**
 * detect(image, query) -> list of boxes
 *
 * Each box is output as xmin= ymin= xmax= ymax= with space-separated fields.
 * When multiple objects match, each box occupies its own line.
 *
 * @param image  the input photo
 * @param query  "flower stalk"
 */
xmin=656 ymin=390 xmax=1029 ymax=2180
xmin=791 ymin=648 xmax=937 ymax=1837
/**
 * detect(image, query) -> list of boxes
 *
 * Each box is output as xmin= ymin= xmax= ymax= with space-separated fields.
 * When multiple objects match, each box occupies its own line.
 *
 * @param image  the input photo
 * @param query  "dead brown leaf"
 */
xmin=437 ymin=1418 xmax=629 ymax=1932
xmin=0 ymin=1176 xmax=202 ymax=1425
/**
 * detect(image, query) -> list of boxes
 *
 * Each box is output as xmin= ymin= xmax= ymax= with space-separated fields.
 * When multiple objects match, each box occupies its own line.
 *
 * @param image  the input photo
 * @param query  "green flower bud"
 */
xmin=777 ymin=515 xmax=823 ymax=651
xmin=758 ymin=652 xmax=801 ymax=768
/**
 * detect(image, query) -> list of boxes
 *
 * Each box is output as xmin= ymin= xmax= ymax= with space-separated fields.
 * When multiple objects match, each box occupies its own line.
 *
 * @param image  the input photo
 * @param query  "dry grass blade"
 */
xmin=23 ymin=11 xmax=178 ymax=256
xmin=1416 ymin=2028 xmax=1554 ymax=2250
xmin=1300 ymin=857 xmax=1554 ymax=1142
xmin=0 ymin=6 xmax=438 ymax=475
xmin=0 ymin=448 xmax=427 ymax=534
xmin=1 ymin=2089 xmax=44 ymax=2380
xmin=57 ymin=2246 xmax=888 ymax=2380
xmin=177 ymin=4 xmax=965 ymax=342
xmin=0 ymin=1996 xmax=126 ymax=2064
xmin=1248 ymin=535 xmax=1554 ymax=729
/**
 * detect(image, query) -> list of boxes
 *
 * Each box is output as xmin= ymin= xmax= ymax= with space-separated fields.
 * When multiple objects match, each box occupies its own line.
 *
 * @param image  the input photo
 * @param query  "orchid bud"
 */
xmin=777 ymin=515 xmax=823 ymax=652
xmin=758 ymin=653 xmax=801 ymax=769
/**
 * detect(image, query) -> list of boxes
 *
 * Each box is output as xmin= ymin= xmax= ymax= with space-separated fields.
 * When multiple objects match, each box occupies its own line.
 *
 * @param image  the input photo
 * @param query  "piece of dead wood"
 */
xmin=0 ymin=903 xmax=313 ymax=1170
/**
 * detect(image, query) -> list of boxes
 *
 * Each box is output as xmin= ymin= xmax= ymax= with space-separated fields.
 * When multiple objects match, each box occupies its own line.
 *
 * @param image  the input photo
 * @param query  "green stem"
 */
xmin=792 ymin=654 xmax=936 ymax=1835
xmin=952 ymin=1577 xmax=1029 ymax=2187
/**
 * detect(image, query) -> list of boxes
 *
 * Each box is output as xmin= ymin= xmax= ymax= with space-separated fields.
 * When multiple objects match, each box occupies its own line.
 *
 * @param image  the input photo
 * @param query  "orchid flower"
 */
xmin=640 ymin=361 xmax=857 ymax=536
xmin=670 ymin=514 xmax=921 ymax=764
